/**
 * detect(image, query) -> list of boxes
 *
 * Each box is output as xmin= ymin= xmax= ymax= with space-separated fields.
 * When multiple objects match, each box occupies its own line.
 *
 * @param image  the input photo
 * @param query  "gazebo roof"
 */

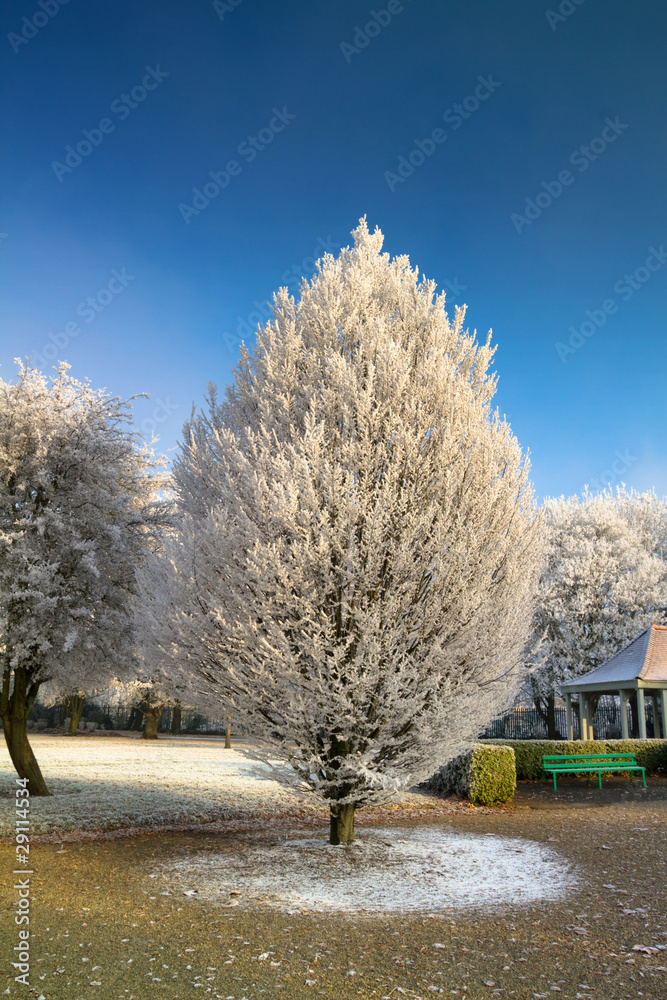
xmin=561 ymin=623 xmax=667 ymax=692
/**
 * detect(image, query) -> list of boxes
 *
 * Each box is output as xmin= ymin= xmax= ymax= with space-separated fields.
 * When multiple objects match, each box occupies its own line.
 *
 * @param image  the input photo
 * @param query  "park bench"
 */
xmin=542 ymin=753 xmax=646 ymax=791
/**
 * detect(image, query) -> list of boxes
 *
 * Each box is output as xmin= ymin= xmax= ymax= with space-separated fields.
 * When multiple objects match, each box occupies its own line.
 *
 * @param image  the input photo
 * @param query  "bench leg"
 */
xmin=553 ymin=773 xmax=557 ymax=792
xmin=598 ymin=770 xmax=602 ymax=789
xmin=642 ymin=769 xmax=646 ymax=788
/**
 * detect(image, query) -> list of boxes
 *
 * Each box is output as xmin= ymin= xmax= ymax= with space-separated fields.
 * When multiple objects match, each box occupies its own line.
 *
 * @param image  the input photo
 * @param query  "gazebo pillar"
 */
xmin=578 ymin=695 xmax=591 ymax=741
xmin=661 ymin=691 xmax=667 ymax=741
xmin=651 ymin=695 xmax=662 ymax=738
xmin=564 ymin=692 xmax=573 ymax=740
xmin=636 ymin=688 xmax=647 ymax=740
xmin=619 ymin=690 xmax=630 ymax=740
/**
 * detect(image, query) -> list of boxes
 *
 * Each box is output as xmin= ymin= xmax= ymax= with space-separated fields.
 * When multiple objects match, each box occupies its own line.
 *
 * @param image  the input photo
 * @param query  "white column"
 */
xmin=637 ymin=688 xmax=647 ymax=740
xmin=578 ymin=694 xmax=587 ymax=741
xmin=565 ymin=693 xmax=573 ymax=741
xmin=620 ymin=690 xmax=630 ymax=740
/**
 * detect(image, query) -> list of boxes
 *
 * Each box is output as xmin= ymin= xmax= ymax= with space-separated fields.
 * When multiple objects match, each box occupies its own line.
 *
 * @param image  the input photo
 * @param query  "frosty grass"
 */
xmin=0 ymin=735 xmax=316 ymax=836
xmin=153 ymin=826 xmax=576 ymax=915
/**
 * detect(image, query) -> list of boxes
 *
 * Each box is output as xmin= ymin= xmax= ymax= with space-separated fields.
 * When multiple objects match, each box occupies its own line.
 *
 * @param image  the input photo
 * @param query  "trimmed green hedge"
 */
xmin=481 ymin=739 xmax=667 ymax=780
xmin=426 ymin=744 xmax=516 ymax=805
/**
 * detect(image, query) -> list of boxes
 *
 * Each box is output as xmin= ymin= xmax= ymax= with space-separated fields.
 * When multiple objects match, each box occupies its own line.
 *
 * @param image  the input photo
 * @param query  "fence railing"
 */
xmin=25 ymin=696 xmax=660 ymax=741
xmin=482 ymin=696 xmax=658 ymax=741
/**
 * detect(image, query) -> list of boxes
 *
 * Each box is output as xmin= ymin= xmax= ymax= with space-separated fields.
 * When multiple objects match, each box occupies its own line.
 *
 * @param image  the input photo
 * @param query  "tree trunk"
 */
xmin=66 ymin=694 xmax=86 ymax=735
xmin=170 ymin=702 xmax=182 ymax=735
xmin=329 ymin=803 xmax=355 ymax=845
xmin=225 ymin=715 xmax=231 ymax=749
xmin=1 ymin=666 xmax=51 ymax=796
xmin=534 ymin=693 xmax=562 ymax=740
xmin=141 ymin=706 xmax=161 ymax=739
xmin=128 ymin=706 xmax=144 ymax=731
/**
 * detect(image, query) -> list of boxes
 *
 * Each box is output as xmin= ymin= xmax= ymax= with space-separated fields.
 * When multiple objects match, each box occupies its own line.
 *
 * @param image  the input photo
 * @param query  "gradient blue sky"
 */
xmin=1 ymin=0 xmax=666 ymax=500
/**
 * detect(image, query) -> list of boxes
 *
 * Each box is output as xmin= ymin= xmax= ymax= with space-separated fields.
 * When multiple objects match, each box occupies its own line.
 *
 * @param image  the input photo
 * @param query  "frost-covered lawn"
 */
xmin=0 ymin=734 xmax=322 ymax=837
xmin=0 ymin=733 xmax=447 ymax=839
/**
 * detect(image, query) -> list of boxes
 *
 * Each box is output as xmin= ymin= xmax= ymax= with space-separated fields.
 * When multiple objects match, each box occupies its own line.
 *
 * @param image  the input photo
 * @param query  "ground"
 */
xmin=0 ymin=734 xmax=665 ymax=999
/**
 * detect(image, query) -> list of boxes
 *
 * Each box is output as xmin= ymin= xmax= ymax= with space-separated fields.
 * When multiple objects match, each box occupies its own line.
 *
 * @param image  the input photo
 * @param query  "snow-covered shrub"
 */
xmin=426 ymin=744 xmax=516 ymax=805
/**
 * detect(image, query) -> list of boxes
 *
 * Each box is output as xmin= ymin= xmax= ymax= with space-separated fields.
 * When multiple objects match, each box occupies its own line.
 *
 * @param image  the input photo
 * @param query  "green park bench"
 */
xmin=542 ymin=753 xmax=646 ymax=791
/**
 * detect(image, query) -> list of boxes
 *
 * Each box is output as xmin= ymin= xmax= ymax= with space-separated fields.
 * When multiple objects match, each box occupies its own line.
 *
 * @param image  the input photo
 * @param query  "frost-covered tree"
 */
xmin=62 ymin=689 xmax=87 ymax=735
xmin=112 ymin=672 xmax=184 ymax=739
xmin=0 ymin=362 xmax=168 ymax=793
xmin=159 ymin=221 xmax=540 ymax=842
xmin=528 ymin=488 xmax=667 ymax=737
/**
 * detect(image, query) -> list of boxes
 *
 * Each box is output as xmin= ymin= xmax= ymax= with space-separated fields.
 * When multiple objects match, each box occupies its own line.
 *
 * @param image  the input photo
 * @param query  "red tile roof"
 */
xmin=562 ymin=623 xmax=667 ymax=687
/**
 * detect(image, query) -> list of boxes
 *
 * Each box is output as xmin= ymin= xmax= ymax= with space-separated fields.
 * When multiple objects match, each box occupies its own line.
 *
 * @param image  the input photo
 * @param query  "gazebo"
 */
xmin=561 ymin=623 xmax=667 ymax=741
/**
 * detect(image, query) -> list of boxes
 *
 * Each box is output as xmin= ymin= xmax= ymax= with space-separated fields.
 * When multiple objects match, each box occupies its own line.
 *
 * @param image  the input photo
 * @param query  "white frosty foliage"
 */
xmin=529 ymin=487 xmax=667 ymax=704
xmin=149 ymin=220 xmax=540 ymax=810
xmin=0 ymin=362 xmax=168 ymax=693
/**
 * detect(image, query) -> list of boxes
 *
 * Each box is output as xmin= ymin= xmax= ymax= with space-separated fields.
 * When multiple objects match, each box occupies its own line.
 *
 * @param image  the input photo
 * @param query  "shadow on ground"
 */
xmin=514 ymin=775 xmax=667 ymax=807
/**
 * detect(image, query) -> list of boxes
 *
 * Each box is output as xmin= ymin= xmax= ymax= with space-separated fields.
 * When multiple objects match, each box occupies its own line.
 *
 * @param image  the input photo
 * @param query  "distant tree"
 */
xmin=135 ymin=685 xmax=165 ymax=740
xmin=63 ymin=689 xmax=87 ymax=735
xmin=108 ymin=667 xmax=185 ymax=739
xmin=170 ymin=700 xmax=182 ymax=735
xmin=0 ymin=362 xmax=168 ymax=793
xmin=528 ymin=489 xmax=667 ymax=737
xmin=151 ymin=220 xmax=540 ymax=843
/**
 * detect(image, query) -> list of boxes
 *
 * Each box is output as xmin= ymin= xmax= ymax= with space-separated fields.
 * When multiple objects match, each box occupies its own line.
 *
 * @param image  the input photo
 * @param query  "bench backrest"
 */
xmin=542 ymin=753 xmax=637 ymax=766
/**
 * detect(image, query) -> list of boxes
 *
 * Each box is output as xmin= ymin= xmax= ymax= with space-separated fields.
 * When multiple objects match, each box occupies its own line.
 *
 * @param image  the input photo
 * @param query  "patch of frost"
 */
xmin=156 ymin=825 xmax=576 ymax=914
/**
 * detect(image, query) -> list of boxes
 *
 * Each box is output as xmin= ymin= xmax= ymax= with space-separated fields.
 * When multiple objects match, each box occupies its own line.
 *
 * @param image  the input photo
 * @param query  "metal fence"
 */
xmin=26 ymin=696 xmax=659 ymax=741
xmin=482 ymin=696 xmax=658 ymax=741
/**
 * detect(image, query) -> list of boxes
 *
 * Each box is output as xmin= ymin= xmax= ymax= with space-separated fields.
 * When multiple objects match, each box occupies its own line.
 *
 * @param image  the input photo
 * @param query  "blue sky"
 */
xmin=1 ymin=0 xmax=666 ymax=500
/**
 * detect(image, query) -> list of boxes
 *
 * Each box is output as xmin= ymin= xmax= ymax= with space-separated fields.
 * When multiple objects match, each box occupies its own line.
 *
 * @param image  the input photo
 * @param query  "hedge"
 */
xmin=481 ymin=739 xmax=667 ymax=780
xmin=425 ymin=744 xmax=516 ymax=805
